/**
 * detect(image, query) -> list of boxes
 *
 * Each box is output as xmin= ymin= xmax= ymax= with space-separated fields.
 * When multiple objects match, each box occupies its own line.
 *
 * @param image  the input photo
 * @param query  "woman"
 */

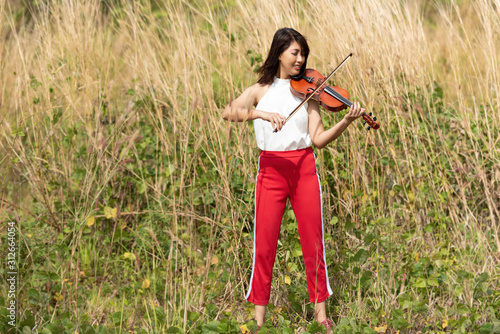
xmin=222 ymin=28 xmax=365 ymax=332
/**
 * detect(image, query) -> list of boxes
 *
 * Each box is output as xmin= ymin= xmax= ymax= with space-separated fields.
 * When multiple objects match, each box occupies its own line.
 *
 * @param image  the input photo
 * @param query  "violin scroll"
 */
xmin=362 ymin=112 xmax=380 ymax=130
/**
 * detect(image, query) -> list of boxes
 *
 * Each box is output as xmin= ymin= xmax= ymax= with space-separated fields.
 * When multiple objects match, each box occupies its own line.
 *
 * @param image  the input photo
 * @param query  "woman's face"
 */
xmin=278 ymin=41 xmax=305 ymax=79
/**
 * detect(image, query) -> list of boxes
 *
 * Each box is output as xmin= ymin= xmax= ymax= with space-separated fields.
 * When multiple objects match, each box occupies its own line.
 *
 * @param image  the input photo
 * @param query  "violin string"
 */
xmin=323 ymin=87 xmax=376 ymax=125
xmin=323 ymin=86 xmax=352 ymax=107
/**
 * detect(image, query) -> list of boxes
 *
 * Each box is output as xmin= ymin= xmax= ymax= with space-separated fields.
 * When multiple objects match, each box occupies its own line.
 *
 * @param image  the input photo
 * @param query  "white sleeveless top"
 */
xmin=253 ymin=77 xmax=312 ymax=151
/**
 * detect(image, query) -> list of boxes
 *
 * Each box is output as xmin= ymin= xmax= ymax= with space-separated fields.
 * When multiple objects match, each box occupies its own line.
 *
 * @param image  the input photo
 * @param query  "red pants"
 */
xmin=245 ymin=147 xmax=333 ymax=305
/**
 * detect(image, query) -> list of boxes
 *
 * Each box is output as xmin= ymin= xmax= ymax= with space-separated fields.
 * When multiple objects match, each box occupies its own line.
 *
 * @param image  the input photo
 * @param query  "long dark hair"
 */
xmin=257 ymin=28 xmax=309 ymax=85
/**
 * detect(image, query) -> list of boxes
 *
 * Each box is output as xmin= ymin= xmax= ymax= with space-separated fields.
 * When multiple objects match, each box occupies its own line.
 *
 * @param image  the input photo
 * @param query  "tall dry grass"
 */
xmin=0 ymin=0 xmax=499 ymax=331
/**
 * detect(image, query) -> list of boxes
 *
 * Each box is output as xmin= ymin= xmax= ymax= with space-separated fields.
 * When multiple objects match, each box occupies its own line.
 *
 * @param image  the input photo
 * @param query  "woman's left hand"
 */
xmin=343 ymin=102 xmax=365 ymax=124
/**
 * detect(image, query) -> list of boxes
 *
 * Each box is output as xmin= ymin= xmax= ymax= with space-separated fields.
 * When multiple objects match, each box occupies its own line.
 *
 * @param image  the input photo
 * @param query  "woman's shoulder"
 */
xmin=235 ymin=82 xmax=272 ymax=107
xmin=249 ymin=82 xmax=272 ymax=105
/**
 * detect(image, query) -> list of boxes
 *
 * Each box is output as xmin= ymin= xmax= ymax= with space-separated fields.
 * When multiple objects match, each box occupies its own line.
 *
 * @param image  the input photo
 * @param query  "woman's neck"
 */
xmin=276 ymin=68 xmax=290 ymax=79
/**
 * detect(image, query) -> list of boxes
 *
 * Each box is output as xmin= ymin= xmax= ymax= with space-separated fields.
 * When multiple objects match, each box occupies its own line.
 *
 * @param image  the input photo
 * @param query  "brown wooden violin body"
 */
xmin=290 ymin=68 xmax=380 ymax=130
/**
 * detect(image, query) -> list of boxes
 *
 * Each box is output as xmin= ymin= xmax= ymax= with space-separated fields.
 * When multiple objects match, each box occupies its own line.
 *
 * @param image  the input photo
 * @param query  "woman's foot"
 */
xmin=320 ymin=318 xmax=334 ymax=334
xmin=251 ymin=324 xmax=262 ymax=333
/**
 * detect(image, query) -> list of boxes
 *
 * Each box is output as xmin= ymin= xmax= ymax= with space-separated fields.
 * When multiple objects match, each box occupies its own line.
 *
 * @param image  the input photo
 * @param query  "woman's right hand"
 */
xmin=261 ymin=111 xmax=286 ymax=132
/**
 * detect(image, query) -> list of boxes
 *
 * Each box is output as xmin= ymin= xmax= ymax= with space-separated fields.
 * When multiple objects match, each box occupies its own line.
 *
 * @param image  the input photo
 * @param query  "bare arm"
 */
xmin=308 ymin=100 xmax=365 ymax=149
xmin=222 ymin=85 xmax=261 ymax=121
xmin=222 ymin=84 xmax=287 ymax=131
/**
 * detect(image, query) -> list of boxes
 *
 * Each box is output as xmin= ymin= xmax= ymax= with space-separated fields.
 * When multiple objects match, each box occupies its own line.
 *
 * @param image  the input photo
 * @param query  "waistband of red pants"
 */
xmin=259 ymin=146 xmax=313 ymax=158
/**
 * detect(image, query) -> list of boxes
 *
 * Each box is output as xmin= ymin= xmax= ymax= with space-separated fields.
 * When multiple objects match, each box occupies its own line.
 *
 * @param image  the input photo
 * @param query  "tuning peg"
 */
xmin=369 ymin=112 xmax=373 ymax=116
xmin=363 ymin=121 xmax=367 ymax=125
xmin=373 ymin=117 xmax=377 ymax=121
xmin=367 ymin=126 xmax=371 ymax=130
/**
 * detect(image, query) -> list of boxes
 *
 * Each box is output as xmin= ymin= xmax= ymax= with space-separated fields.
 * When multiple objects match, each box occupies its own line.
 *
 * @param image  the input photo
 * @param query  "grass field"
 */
xmin=0 ymin=0 xmax=499 ymax=333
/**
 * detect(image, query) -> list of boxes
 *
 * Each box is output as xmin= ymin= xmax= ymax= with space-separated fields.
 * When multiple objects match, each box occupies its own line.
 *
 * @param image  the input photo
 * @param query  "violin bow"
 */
xmin=273 ymin=53 xmax=353 ymax=133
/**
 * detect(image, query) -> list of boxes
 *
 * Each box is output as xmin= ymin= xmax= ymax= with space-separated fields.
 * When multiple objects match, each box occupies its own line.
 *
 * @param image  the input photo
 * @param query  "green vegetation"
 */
xmin=0 ymin=0 xmax=499 ymax=333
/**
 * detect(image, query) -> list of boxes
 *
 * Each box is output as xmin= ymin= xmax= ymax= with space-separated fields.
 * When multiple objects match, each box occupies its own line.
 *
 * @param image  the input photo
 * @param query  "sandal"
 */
xmin=320 ymin=318 xmax=334 ymax=334
xmin=251 ymin=324 xmax=262 ymax=333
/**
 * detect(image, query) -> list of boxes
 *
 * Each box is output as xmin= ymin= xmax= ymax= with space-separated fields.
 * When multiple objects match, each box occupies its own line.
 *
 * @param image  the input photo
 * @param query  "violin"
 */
xmin=291 ymin=69 xmax=379 ymax=130
xmin=274 ymin=53 xmax=380 ymax=132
